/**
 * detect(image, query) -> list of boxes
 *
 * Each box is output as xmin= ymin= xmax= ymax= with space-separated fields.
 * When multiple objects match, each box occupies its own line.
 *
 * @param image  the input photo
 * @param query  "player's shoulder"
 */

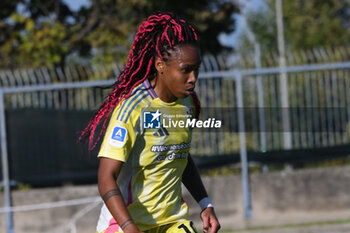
xmin=113 ymin=80 xmax=157 ymax=124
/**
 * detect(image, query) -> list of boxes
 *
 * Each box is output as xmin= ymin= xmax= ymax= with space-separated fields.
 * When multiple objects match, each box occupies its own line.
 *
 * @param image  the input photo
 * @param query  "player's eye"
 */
xmin=182 ymin=67 xmax=193 ymax=73
xmin=182 ymin=65 xmax=200 ymax=74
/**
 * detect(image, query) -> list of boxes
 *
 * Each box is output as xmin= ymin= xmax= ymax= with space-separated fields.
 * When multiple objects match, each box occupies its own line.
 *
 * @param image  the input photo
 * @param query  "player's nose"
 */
xmin=188 ymin=70 xmax=197 ymax=84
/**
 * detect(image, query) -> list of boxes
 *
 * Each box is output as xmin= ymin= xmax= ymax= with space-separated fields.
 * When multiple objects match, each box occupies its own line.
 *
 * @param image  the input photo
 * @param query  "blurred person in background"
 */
xmin=80 ymin=12 xmax=220 ymax=233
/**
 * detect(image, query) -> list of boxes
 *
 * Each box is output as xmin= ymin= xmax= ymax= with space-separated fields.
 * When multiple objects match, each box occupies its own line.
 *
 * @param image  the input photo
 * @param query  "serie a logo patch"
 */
xmin=109 ymin=126 xmax=127 ymax=147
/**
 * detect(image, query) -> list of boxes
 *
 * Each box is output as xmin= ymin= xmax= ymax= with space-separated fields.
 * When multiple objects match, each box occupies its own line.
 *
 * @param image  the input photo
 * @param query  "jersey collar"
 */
xmin=143 ymin=79 xmax=158 ymax=99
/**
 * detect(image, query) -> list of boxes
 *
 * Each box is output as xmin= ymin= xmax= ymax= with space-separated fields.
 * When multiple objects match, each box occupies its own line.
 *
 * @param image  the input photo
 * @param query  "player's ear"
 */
xmin=155 ymin=57 xmax=165 ymax=74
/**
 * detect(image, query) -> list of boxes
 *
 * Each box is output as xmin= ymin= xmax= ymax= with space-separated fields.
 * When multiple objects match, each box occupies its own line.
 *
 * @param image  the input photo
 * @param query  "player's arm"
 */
xmin=182 ymin=155 xmax=221 ymax=233
xmin=98 ymin=157 xmax=142 ymax=233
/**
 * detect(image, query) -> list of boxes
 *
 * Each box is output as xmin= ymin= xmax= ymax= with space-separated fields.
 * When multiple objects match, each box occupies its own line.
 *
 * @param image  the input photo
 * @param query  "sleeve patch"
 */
xmin=109 ymin=126 xmax=127 ymax=147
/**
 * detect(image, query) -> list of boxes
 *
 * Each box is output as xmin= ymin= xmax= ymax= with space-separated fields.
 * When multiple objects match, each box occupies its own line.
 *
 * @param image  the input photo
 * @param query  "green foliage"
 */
xmin=17 ymin=183 xmax=32 ymax=191
xmin=242 ymin=1 xmax=278 ymax=52
xmin=0 ymin=0 xmax=238 ymax=69
xmin=0 ymin=1 xmax=73 ymax=68
xmin=283 ymin=0 xmax=349 ymax=49
xmin=8 ymin=14 xmax=69 ymax=67
xmin=244 ymin=0 xmax=350 ymax=52
xmin=147 ymin=0 xmax=239 ymax=54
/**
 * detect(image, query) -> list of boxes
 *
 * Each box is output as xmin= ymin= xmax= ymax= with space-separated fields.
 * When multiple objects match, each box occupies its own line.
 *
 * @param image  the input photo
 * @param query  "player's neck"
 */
xmin=149 ymin=76 xmax=177 ymax=103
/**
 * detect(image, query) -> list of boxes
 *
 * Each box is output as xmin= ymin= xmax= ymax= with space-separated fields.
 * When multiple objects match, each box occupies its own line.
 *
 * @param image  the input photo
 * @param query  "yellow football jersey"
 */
xmin=96 ymin=79 xmax=197 ymax=232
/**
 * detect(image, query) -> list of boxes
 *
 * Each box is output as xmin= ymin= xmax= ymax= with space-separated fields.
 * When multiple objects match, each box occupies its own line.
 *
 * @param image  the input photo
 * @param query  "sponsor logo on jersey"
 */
xmin=153 ymin=127 xmax=169 ymax=136
xmin=156 ymin=152 xmax=188 ymax=161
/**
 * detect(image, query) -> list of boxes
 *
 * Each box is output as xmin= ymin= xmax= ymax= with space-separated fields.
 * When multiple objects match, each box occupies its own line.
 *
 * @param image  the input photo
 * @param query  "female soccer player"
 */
xmin=80 ymin=12 xmax=220 ymax=233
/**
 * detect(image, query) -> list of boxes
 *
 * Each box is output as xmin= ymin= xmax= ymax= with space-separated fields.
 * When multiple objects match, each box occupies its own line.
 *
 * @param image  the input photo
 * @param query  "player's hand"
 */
xmin=200 ymin=207 xmax=220 ymax=233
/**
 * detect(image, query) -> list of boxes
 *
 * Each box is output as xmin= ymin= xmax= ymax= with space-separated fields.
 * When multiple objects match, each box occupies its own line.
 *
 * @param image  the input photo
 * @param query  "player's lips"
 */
xmin=185 ymin=87 xmax=195 ymax=95
xmin=187 ymin=86 xmax=195 ymax=92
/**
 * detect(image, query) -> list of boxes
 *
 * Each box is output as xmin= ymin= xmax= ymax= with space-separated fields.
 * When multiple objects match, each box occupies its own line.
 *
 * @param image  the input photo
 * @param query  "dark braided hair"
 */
xmin=79 ymin=12 xmax=200 ymax=150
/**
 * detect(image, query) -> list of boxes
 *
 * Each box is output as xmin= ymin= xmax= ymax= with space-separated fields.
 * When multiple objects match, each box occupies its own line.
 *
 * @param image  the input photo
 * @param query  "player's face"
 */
xmin=156 ymin=44 xmax=201 ymax=102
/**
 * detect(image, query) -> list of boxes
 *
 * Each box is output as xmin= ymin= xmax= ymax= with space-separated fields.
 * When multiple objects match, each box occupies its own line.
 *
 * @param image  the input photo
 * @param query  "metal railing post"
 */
xmin=254 ymin=42 xmax=267 ymax=152
xmin=0 ymin=90 xmax=14 ymax=233
xmin=276 ymin=0 xmax=292 ymax=149
xmin=235 ymin=71 xmax=252 ymax=219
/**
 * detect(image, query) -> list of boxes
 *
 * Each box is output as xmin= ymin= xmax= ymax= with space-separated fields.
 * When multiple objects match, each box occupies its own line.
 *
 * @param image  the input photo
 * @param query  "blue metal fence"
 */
xmin=1 ymin=48 xmax=350 ymax=231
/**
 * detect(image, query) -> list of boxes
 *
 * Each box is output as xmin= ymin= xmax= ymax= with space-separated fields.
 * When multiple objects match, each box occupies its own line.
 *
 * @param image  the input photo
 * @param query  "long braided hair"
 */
xmin=79 ymin=12 xmax=200 ymax=150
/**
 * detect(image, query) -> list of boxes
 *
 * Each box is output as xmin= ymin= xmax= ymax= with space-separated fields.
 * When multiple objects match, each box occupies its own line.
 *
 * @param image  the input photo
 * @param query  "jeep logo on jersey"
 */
xmin=143 ymin=110 xmax=161 ymax=129
xmin=109 ymin=126 xmax=127 ymax=147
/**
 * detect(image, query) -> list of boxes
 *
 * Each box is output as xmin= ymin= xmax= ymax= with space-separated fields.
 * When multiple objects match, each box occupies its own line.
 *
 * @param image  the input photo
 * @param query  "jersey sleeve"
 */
xmin=97 ymin=100 xmax=138 ymax=162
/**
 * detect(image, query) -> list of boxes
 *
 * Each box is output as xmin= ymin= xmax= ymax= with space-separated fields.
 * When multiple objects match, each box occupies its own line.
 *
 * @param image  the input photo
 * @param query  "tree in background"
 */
xmin=284 ymin=0 xmax=349 ymax=49
xmin=0 ymin=0 xmax=81 ymax=68
xmin=238 ymin=0 xmax=350 ymax=53
xmin=0 ymin=0 xmax=238 ymax=69
xmin=87 ymin=0 xmax=238 ymax=64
